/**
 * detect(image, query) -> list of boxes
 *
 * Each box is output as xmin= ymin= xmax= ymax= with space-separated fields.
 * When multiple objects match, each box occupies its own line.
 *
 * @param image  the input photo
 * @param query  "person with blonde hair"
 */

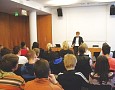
xmin=46 ymin=43 xmax=52 ymax=52
xmin=81 ymin=43 xmax=92 ymax=59
xmin=43 ymin=43 xmax=58 ymax=62
xmin=59 ymin=41 xmax=73 ymax=58
xmin=21 ymin=50 xmax=38 ymax=82
xmin=33 ymin=48 xmax=40 ymax=59
xmin=57 ymin=54 xmax=89 ymax=90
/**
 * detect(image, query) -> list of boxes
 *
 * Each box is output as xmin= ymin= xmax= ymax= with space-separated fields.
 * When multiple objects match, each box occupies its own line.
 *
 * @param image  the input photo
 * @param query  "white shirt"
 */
xmin=75 ymin=37 xmax=79 ymax=46
xmin=17 ymin=55 xmax=28 ymax=64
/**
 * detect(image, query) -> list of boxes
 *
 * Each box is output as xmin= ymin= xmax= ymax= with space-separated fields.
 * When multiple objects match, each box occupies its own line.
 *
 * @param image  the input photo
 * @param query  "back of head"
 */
xmin=21 ymin=42 xmax=26 ymax=49
xmin=64 ymin=54 xmax=77 ymax=70
xmin=33 ymin=48 xmax=40 ymax=57
xmin=102 ymin=44 xmax=110 ymax=55
xmin=46 ymin=43 xmax=52 ymax=51
xmin=95 ymin=55 xmax=110 ymax=83
xmin=32 ymin=42 xmax=39 ymax=49
xmin=26 ymin=50 xmax=36 ymax=60
xmin=81 ymin=43 xmax=88 ymax=50
xmin=62 ymin=41 xmax=69 ymax=50
xmin=0 ymin=54 xmax=19 ymax=72
xmin=78 ymin=45 xmax=85 ymax=55
xmin=1 ymin=47 xmax=11 ymax=57
xmin=13 ymin=46 xmax=21 ymax=54
xmin=34 ymin=59 xmax=50 ymax=78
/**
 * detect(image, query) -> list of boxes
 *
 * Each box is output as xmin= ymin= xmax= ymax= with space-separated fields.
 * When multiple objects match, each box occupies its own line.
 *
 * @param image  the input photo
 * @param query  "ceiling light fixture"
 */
xmin=21 ymin=9 xmax=27 ymax=16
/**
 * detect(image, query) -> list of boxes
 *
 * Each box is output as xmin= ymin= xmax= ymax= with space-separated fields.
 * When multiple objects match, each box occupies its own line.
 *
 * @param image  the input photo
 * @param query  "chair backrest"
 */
xmin=89 ymin=84 xmax=112 ymax=90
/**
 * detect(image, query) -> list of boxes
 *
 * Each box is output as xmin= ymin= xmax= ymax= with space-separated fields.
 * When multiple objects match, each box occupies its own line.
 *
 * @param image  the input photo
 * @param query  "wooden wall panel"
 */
xmin=0 ymin=13 xmax=10 ymax=48
xmin=37 ymin=15 xmax=52 ymax=50
xmin=0 ymin=12 xmax=30 ymax=49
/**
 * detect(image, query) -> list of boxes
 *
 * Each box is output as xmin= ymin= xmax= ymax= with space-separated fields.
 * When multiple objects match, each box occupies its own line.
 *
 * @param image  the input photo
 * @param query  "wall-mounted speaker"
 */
xmin=110 ymin=5 xmax=115 ymax=15
xmin=57 ymin=8 xmax=63 ymax=17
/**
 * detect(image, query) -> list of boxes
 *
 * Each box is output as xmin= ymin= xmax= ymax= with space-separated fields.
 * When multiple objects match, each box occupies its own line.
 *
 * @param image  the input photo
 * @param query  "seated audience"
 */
xmin=13 ymin=46 xmax=28 ymax=75
xmin=33 ymin=48 xmax=40 ymax=59
xmin=102 ymin=44 xmax=115 ymax=71
xmin=100 ymin=42 xmax=113 ymax=58
xmin=20 ymin=42 xmax=29 ymax=56
xmin=57 ymin=54 xmax=90 ymax=90
xmin=24 ymin=60 xmax=64 ymax=90
xmin=32 ymin=42 xmax=39 ymax=49
xmin=1 ymin=47 xmax=11 ymax=57
xmin=13 ymin=46 xmax=28 ymax=64
xmin=21 ymin=50 xmax=37 ymax=82
xmin=75 ymin=45 xmax=92 ymax=79
xmin=32 ymin=42 xmax=44 ymax=58
xmin=50 ymin=56 xmax=66 ymax=75
xmin=89 ymin=55 xmax=114 ymax=87
xmin=43 ymin=43 xmax=58 ymax=62
xmin=0 ymin=54 xmax=25 ymax=90
xmin=59 ymin=41 xmax=73 ymax=58
xmin=81 ymin=43 xmax=92 ymax=59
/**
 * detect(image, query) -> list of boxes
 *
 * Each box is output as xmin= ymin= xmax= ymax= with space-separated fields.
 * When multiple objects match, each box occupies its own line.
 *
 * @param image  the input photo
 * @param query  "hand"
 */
xmin=71 ymin=44 xmax=74 ymax=47
xmin=49 ymin=74 xmax=58 ymax=84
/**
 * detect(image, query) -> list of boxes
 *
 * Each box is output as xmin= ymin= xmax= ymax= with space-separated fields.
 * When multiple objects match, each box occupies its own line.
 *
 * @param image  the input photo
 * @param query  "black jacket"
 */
xmin=72 ymin=36 xmax=84 ymax=46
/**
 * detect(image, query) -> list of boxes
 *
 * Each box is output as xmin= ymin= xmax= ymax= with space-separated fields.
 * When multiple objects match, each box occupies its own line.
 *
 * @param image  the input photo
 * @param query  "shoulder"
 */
xmin=24 ymin=80 xmax=34 ymax=89
xmin=75 ymin=72 xmax=89 ymax=83
xmin=6 ymin=74 xmax=25 ymax=84
xmin=58 ymin=72 xmax=64 ymax=76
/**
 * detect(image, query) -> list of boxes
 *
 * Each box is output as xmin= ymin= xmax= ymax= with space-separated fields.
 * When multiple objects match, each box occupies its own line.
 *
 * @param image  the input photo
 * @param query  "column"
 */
xmin=29 ymin=10 xmax=37 ymax=47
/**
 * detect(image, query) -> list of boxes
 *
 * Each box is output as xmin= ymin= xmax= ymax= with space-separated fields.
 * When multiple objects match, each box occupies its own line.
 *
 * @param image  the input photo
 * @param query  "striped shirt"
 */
xmin=0 ymin=70 xmax=25 ymax=90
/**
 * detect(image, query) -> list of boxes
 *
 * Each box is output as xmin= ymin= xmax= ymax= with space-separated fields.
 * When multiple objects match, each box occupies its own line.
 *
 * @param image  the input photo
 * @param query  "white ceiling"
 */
xmin=32 ymin=0 xmax=115 ymax=7
xmin=0 ymin=0 xmax=48 ymax=15
xmin=0 ymin=0 xmax=115 ymax=15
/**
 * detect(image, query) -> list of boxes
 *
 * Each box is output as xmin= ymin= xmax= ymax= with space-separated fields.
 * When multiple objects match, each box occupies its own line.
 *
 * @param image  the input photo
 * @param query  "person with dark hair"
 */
xmin=75 ymin=45 xmax=92 ymax=79
xmin=13 ymin=46 xmax=28 ymax=64
xmin=89 ymin=55 xmax=114 ymax=87
xmin=20 ymin=42 xmax=29 ymax=56
xmin=0 ymin=54 xmax=25 ymax=90
xmin=72 ymin=31 xmax=84 ymax=55
xmin=100 ymin=42 xmax=113 ymax=57
xmin=102 ymin=44 xmax=115 ymax=71
xmin=32 ymin=42 xmax=39 ymax=49
xmin=1 ymin=47 xmax=11 ymax=57
xmin=57 ymin=54 xmax=90 ymax=90
xmin=24 ymin=60 xmax=64 ymax=90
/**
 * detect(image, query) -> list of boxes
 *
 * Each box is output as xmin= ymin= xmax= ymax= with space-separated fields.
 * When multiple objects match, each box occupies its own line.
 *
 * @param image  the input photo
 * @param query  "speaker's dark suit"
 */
xmin=72 ymin=36 xmax=84 ymax=55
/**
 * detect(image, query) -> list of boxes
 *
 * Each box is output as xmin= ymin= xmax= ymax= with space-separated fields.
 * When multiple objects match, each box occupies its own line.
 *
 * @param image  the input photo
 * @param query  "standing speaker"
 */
xmin=57 ymin=8 xmax=63 ymax=17
xmin=110 ymin=5 xmax=115 ymax=15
